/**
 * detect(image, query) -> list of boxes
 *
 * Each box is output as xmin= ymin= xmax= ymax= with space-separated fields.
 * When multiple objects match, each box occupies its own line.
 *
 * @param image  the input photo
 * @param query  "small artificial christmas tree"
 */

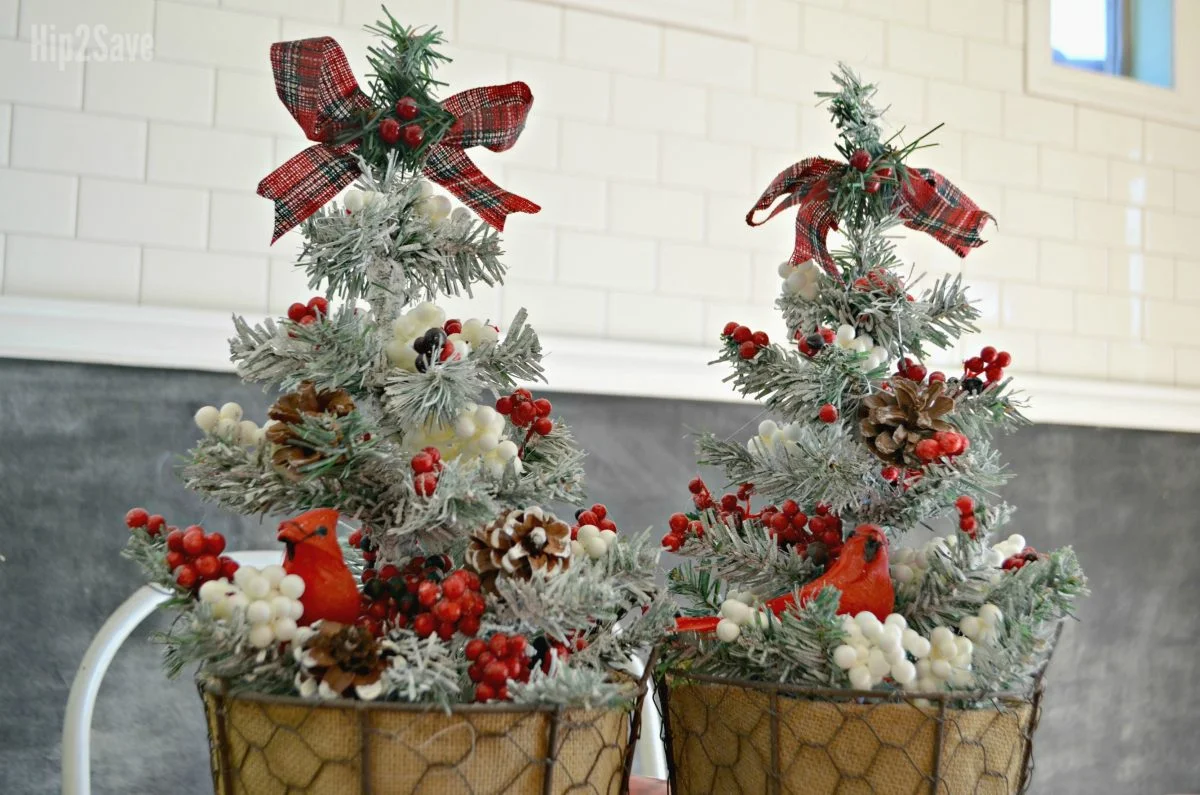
xmin=657 ymin=67 xmax=1087 ymax=792
xmin=121 ymin=13 xmax=669 ymax=724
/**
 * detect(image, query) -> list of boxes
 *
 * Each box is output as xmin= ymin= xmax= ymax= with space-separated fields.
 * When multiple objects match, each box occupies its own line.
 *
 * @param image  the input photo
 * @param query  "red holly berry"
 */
xmin=443 ymin=318 xmax=463 ymax=335
xmin=881 ymin=466 xmax=900 ymax=483
xmin=722 ymin=321 xmax=738 ymax=337
xmin=495 ymin=396 xmax=513 ymax=415
xmin=125 ymin=507 xmax=149 ymax=529
xmin=147 ymin=515 xmax=165 ymax=535
xmin=307 ymin=296 xmax=328 ymax=317
xmin=907 ymin=365 xmax=927 ymax=382
xmin=395 ymin=96 xmax=419 ymax=120
xmin=865 ymin=178 xmax=881 ymax=194
xmin=719 ymin=494 xmax=739 ymax=512
xmin=533 ymin=417 xmax=554 ymax=436
xmin=204 ymin=532 xmax=226 ymax=556
xmin=751 ymin=331 xmax=769 ymax=347
xmin=182 ymin=527 xmax=205 ymax=556
xmin=591 ymin=504 xmax=607 ymax=520
xmin=378 ymin=118 xmax=402 ymax=145
xmin=661 ymin=534 xmax=683 ymax=551
xmin=466 ymin=638 xmax=487 ymax=661
xmin=166 ymin=529 xmax=185 ymax=552
xmin=348 ymin=529 xmax=363 ymax=548
xmin=738 ymin=341 xmax=758 ymax=360
xmin=995 ymin=351 xmax=1012 ymax=367
xmin=668 ymin=513 xmax=689 ymax=533
xmin=194 ymin=554 xmax=220 ymax=579
xmin=959 ymin=515 xmax=978 ymax=533
xmin=412 ymin=613 xmax=436 ymax=638
xmin=819 ymin=328 xmax=836 ymax=344
xmin=914 ymin=438 xmax=942 ymax=462
xmin=732 ymin=325 xmax=753 ymax=344
xmin=849 ymin=149 xmax=871 ymax=171
xmin=417 ymin=581 xmax=441 ymax=608
xmin=965 ymin=356 xmax=984 ymax=373
xmin=818 ymin=403 xmax=839 ymax=423
xmin=411 ymin=452 xmax=436 ymax=474
xmin=985 ymin=365 xmax=1003 ymax=382
xmin=286 ymin=302 xmax=309 ymax=322
xmin=688 ymin=477 xmax=706 ymax=494
xmin=929 ymin=371 xmax=945 ymax=383
xmin=533 ymin=398 xmax=553 ymax=417
xmin=512 ymin=401 xmax=537 ymax=426
xmin=442 ymin=576 xmax=466 ymax=601
xmin=414 ymin=472 xmax=439 ymax=497
xmin=402 ymin=124 xmax=424 ymax=148
xmin=936 ymin=431 xmax=967 ymax=456
xmin=166 ymin=550 xmax=185 ymax=570
xmin=220 ymin=557 xmax=239 ymax=579
xmin=175 ymin=565 xmax=198 ymax=590
xmin=955 ymin=495 xmax=976 ymax=515
xmin=432 ymin=599 xmax=462 ymax=624
xmin=980 ymin=346 xmax=997 ymax=363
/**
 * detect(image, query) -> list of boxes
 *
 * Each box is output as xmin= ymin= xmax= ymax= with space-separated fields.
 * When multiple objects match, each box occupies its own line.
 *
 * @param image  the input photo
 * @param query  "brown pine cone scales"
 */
xmin=294 ymin=621 xmax=395 ymax=700
xmin=859 ymin=378 xmax=956 ymax=466
xmin=466 ymin=507 xmax=572 ymax=592
xmin=265 ymin=381 xmax=356 ymax=479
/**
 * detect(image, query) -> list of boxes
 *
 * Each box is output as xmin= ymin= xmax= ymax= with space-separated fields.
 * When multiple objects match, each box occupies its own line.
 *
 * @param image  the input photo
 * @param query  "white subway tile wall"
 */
xmin=0 ymin=0 xmax=1198 ymax=388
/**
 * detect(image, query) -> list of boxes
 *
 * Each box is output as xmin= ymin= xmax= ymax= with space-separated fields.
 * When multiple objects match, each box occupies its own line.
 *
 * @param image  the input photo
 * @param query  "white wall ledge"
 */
xmin=2 ymin=296 xmax=1199 ymax=434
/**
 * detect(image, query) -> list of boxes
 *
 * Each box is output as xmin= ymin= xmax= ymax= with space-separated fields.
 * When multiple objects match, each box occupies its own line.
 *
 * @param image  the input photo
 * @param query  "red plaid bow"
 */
xmin=746 ymin=157 xmax=992 ymax=278
xmin=257 ymin=37 xmax=540 ymax=243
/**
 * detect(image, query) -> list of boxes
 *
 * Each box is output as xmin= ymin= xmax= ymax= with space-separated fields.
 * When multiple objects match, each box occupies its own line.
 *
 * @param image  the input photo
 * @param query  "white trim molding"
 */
xmin=3 ymin=296 xmax=1200 ymax=434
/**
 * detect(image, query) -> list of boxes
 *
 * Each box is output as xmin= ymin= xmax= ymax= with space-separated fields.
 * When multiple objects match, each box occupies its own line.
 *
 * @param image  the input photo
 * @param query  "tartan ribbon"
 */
xmin=256 ymin=37 xmax=539 ymax=242
xmin=746 ymin=157 xmax=992 ymax=278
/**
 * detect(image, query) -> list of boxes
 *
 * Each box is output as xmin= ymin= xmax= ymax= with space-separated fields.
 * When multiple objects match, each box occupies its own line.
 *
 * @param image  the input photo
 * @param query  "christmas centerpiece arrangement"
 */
xmin=657 ymin=67 xmax=1087 ymax=794
xmin=120 ymin=14 xmax=670 ymax=795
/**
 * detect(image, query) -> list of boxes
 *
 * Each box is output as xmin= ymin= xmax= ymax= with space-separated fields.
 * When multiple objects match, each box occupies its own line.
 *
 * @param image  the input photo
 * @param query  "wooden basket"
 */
xmin=198 ymin=676 xmax=648 ymax=795
xmin=657 ymin=672 xmax=1045 ymax=795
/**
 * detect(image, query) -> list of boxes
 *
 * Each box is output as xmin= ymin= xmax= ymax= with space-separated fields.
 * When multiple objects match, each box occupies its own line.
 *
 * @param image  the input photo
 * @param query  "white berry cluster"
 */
xmin=194 ymin=402 xmax=265 ymax=447
xmin=197 ymin=564 xmax=306 ymax=649
xmin=412 ymin=180 xmax=474 ymax=230
xmin=714 ymin=592 xmax=775 ymax=642
xmin=747 ymin=419 xmax=803 ymax=457
xmin=779 ymin=260 xmax=822 ymax=300
xmin=891 ymin=532 xmax=1029 ymax=586
xmin=571 ymin=523 xmax=618 ymax=560
xmin=959 ymin=603 xmax=1003 ymax=644
xmin=987 ymin=534 xmax=1027 ymax=567
xmin=342 ymin=187 xmax=382 ymax=215
xmin=832 ymin=612 xmax=974 ymax=691
xmin=833 ymin=323 xmax=890 ymax=372
xmin=385 ymin=301 xmax=499 ymax=370
xmin=407 ymin=403 xmax=522 ymax=477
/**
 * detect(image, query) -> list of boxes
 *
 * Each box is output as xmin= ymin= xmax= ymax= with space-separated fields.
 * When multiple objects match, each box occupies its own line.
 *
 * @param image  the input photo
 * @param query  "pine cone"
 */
xmin=294 ymin=621 xmax=394 ymax=700
xmin=859 ymin=378 xmax=956 ymax=466
xmin=466 ymin=507 xmax=572 ymax=592
xmin=265 ymin=381 xmax=355 ymax=479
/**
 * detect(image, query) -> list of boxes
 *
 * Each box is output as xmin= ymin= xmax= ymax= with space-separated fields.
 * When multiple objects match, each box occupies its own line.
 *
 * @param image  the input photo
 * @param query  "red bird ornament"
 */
xmin=278 ymin=508 xmax=361 ymax=625
xmin=676 ymin=524 xmax=895 ymax=634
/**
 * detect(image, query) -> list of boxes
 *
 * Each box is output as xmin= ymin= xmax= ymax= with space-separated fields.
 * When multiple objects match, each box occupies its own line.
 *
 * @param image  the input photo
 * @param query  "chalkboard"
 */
xmin=1 ymin=358 xmax=1196 ymax=794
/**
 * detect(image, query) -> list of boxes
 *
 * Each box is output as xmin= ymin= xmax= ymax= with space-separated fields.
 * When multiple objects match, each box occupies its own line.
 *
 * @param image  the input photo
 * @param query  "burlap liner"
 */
xmin=660 ymin=674 xmax=1040 ymax=795
xmin=199 ymin=679 xmax=644 ymax=795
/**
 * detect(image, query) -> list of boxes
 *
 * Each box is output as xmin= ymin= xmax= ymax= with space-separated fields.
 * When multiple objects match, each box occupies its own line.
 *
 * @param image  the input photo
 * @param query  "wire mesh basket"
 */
xmin=656 ymin=670 xmax=1047 ymax=795
xmin=198 ymin=669 xmax=651 ymax=795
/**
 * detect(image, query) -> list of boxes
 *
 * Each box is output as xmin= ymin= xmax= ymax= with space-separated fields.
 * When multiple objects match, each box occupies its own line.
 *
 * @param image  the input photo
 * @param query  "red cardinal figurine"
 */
xmin=278 ymin=508 xmax=361 ymax=625
xmin=676 ymin=524 xmax=894 ymax=634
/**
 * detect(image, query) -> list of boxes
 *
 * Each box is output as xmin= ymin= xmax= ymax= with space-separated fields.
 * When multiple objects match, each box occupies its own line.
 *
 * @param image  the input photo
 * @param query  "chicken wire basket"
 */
xmin=197 ymin=669 xmax=651 ymax=795
xmin=656 ymin=670 xmax=1049 ymax=795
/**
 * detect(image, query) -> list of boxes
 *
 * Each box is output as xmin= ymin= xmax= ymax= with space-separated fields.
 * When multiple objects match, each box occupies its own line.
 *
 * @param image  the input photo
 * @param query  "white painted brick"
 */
xmin=613 ymin=76 xmax=705 ymax=136
xmin=964 ymin=136 xmax=1038 ymax=187
xmin=965 ymin=41 xmax=1022 ymax=92
xmin=1108 ymin=341 xmax=1174 ymax=383
xmin=659 ymin=244 xmax=751 ymax=300
xmin=608 ymin=291 xmax=703 ymax=344
xmin=1076 ymin=108 xmax=1142 ymax=160
xmin=209 ymin=190 xmax=276 ymax=256
xmin=1109 ymin=161 xmax=1174 ymax=210
xmin=344 ymin=0 xmax=453 ymax=31
xmin=927 ymin=82 xmax=1001 ymax=134
xmin=1077 ymin=200 xmax=1142 ymax=249
xmin=1003 ymin=189 xmax=1074 ymax=241
xmin=78 ymin=179 xmax=207 ymax=248
xmin=1177 ymin=259 xmax=1200 ymax=302
xmin=915 ymin=128 xmax=964 ymax=179
xmin=560 ymin=121 xmax=656 ymax=182
xmin=0 ymin=170 xmax=76 ymax=236
xmin=215 ymin=70 xmax=298 ymax=136
xmin=753 ymin=147 xmax=803 ymax=195
xmin=439 ymin=45 xmax=508 ymax=91
xmin=148 ymin=124 xmax=273 ymax=191
xmin=664 ymin=29 xmax=753 ymax=89
xmin=0 ymin=104 xmax=10 ymax=167
xmin=439 ymin=286 xmax=506 ymax=331
xmin=503 ymin=280 xmax=606 ymax=337
xmin=86 ymin=59 xmax=214 ymax=124
xmin=1038 ymin=242 xmax=1106 ymax=289
xmin=610 ymin=183 xmax=704 ymax=242
xmin=492 ymin=115 xmax=558 ymax=170
xmin=752 ymin=250 xmax=785 ymax=302
xmin=4 ymin=235 xmax=139 ymax=302
xmin=1003 ymin=95 xmax=1074 ymax=147
xmin=863 ymin=69 xmax=927 ymax=126
xmin=458 ymin=0 xmax=560 ymax=59
xmin=797 ymin=105 xmax=837 ymax=156
xmin=1076 ymin=293 xmax=1138 ymax=338
xmin=141 ymin=248 xmax=268 ymax=311
xmin=846 ymin=0 xmax=929 ymax=20
xmin=756 ymin=48 xmax=831 ymax=103
xmin=802 ymin=6 xmax=883 ymax=66
xmin=1177 ymin=348 xmax=1200 ymax=388
xmin=0 ymin=39 xmax=83 ymax=108
xmin=276 ymin=20 xmax=373 ymax=79
xmin=1144 ymin=211 xmax=1190 ymax=256
xmin=0 ymin=0 xmax=15 ymax=37
xmin=1002 ymin=284 xmax=1073 ymax=331
xmin=1038 ymin=149 xmax=1108 ymax=200
xmin=1006 ymin=0 xmax=1024 ymax=45
xmin=506 ymin=169 xmax=606 ymax=230
xmin=562 ymin=9 xmax=660 ymax=76
xmin=709 ymin=91 xmax=796 ymax=146
xmin=1110 ymin=252 xmax=1174 ymax=298
xmin=497 ymin=224 xmax=555 ymax=283
xmin=155 ymin=2 xmax=279 ymax=71
xmin=20 ymin=0 xmax=153 ymax=34
xmin=968 ymin=233 xmax=1038 ymax=283
xmin=224 ymin=0 xmax=336 ymax=22
xmin=1176 ymin=175 xmax=1200 ymax=217
xmin=268 ymin=258 xmax=312 ymax=315
xmin=1035 ymin=334 xmax=1108 ymax=378
xmin=1144 ymin=121 xmax=1200 ymax=170
xmin=1144 ymin=299 xmax=1200 ymax=343
xmin=968 ymin=279 xmax=1001 ymax=326
xmin=558 ymin=231 xmax=655 ymax=292
xmin=749 ymin=0 xmax=801 ymax=50
xmin=887 ymin=26 xmax=964 ymax=81
xmin=11 ymin=107 xmax=146 ymax=179
xmin=928 ymin=0 xmax=1005 ymax=40
xmin=512 ymin=59 xmax=610 ymax=123
xmin=661 ymin=137 xmax=753 ymax=195
xmin=709 ymin=193 xmax=792 ymax=253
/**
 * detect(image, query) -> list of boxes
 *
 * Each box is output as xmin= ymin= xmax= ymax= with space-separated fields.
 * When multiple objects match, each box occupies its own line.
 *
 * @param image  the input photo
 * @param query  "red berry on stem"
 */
xmin=411 ymin=452 xmax=436 ymax=474
xmin=414 ymin=472 xmax=439 ymax=497
xmin=508 ymin=635 xmax=527 ymax=657
xmin=194 ymin=554 xmax=220 ymax=580
xmin=495 ymin=396 xmax=513 ymax=415
xmin=965 ymin=356 xmax=984 ymax=373
xmin=738 ymin=341 xmax=758 ymax=360
xmin=298 ymin=315 xmax=315 ymax=326
xmin=166 ymin=550 xmax=185 ymax=570
xmin=395 ymin=96 xmax=419 ymax=120
xmin=147 ymin=515 xmax=166 ymax=535
xmin=348 ymin=529 xmax=363 ymax=548
xmin=719 ymin=494 xmax=739 ymax=512
xmin=955 ymin=495 xmax=976 ymax=515
xmin=125 ymin=508 xmax=149 ymax=528
xmin=182 ymin=528 xmax=205 ymax=556
xmin=402 ymin=124 xmax=424 ymax=148
xmin=850 ymin=149 xmax=871 ymax=171
xmin=907 ymin=365 xmax=927 ymax=382
xmin=959 ymin=515 xmax=978 ymax=532
xmin=287 ymin=302 xmax=308 ymax=322
xmin=985 ymin=365 xmax=1003 ymax=382
xmin=732 ymin=326 xmax=753 ymax=344
xmin=204 ymin=532 xmax=226 ymax=555
xmin=413 ymin=613 xmax=435 ymax=638
xmin=166 ymin=529 xmax=185 ymax=552
xmin=688 ymin=477 xmax=705 ymax=495
xmin=474 ymin=682 xmax=496 ymax=702
xmin=722 ymin=321 xmax=738 ymax=337
xmin=307 ymin=296 xmax=329 ymax=317
xmin=220 ymin=557 xmax=239 ymax=579
xmin=929 ymin=371 xmax=946 ymax=383
xmin=818 ymin=403 xmax=839 ymax=423
xmin=577 ymin=510 xmax=600 ymax=527
xmin=459 ymin=616 xmax=480 ymax=637
xmin=915 ymin=438 xmax=942 ymax=462
xmin=996 ymin=351 xmax=1012 ymax=367
xmin=881 ymin=466 xmax=900 ymax=482
xmin=432 ymin=599 xmax=462 ymax=624
xmin=865 ymin=178 xmax=881 ymax=194
xmin=668 ymin=513 xmax=689 ymax=533
xmin=533 ymin=417 xmax=554 ymax=436
xmin=513 ymin=401 xmax=536 ymax=426
xmin=378 ymin=118 xmax=401 ymax=145
xmin=417 ymin=581 xmax=440 ymax=608
xmin=819 ymin=328 xmax=836 ymax=343
xmin=980 ymin=346 xmax=997 ymax=362
xmin=466 ymin=638 xmax=487 ymax=661
xmin=533 ymin=398 xmax=553 ymax=417
xmin=661 ymin=534 xmax=682 ymax=551
xmin=442 ymin=576 xmax=466 ymax=601
xmin=751 ymin=331 xmax=769 ymax=347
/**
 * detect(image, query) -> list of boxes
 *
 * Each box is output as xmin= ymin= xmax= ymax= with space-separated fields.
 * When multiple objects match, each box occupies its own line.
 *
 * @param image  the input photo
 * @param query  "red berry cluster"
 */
xmin=895 ymin=356 xmax=945 ymax=384
xmin=913 ymin=429 xmax=971 ymax=464
xmin=138 ymin=516 xmax=239 ymax=593
xmin=360 ymin=556 xmax=485 ymax=640
xmin=286 ymin=296 xmax=329 ymax=326
xmin=1002 ymin=547 xmax=1043 ymax=572
xmin=963 ymin=346 xmax=1012 ymax=390
xmin=722 ymin=322 xmax=770 ymax=360
xmin=852 ymin=268 xmax=902 ymax=295
xmin=410 ymin=446 xmax=443 ymax=497
xmin=880 ymin=465 xmax=925 ymax=488
xmin=537 ymin=633 xmax=589 ymax=674
xmin=797 ymin=326 xmax=836 ymax=357
xmin=954 ymin=495 xmax=979 ymax=539
xmin=849 ymin=149 xmax=871 ymax=171
xmin=378 ymin=96 xmax=425 ymax=149
xmin=125 ymin=507 xmax=166 ymax=537
xmin=496 ymin=388 xmax=554 ymax=438
xmin=661 ymin=511 xmax=704 ymax=551
xmin=863 ymin=166 xmax=894 ymax=195
xmin=571 ymin=503 xmax=618 ymax=540
xmin=761 ymin=501 xmax=844 ymax=564
xmin=466 ymin=633 xmax=531 ymax=703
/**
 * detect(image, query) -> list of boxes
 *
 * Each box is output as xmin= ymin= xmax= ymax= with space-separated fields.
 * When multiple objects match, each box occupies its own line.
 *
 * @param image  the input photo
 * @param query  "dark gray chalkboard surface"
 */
xmin=1 ymin=358 xmax=1197 ymax=794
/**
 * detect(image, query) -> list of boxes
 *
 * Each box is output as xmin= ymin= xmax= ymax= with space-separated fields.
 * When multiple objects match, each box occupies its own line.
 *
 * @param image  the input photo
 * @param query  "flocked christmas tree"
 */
xmin=121 ymin=14 xmax=670 ymax=709
xmin=661 ymin=66 xmax=1086 ymax=696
